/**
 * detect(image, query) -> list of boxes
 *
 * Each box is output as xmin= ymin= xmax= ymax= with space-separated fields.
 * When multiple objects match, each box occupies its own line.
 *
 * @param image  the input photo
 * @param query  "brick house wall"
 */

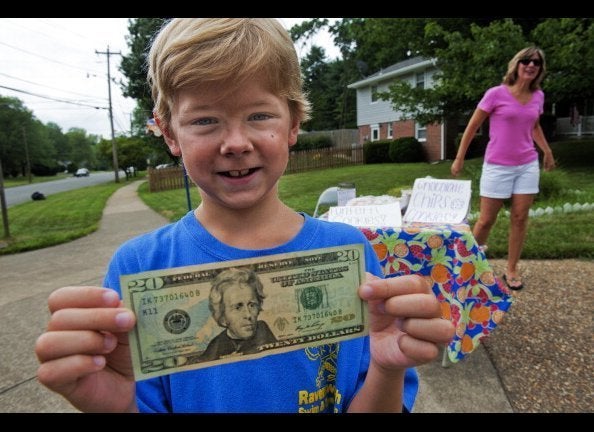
xmin=425 ymin=123 xmax=442 ymax=161
xmin=394 ymin=120 xmax=414 ymax=138
xmin=359 ymin=119 xmax=442 ymax=162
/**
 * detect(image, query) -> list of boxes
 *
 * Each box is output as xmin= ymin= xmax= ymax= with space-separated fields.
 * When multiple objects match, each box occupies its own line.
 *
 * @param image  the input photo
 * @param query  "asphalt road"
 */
xmin=4 ymin=170 xmax=126 ymax=207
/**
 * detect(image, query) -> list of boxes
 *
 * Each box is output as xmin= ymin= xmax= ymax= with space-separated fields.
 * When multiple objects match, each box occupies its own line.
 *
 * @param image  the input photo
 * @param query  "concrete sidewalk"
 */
xmin=0 ymin=180 xmax=513 ymax=412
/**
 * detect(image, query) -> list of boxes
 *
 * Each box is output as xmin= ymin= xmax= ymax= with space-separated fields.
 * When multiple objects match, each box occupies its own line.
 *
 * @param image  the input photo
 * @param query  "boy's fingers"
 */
xmin=37 ymin=354 xmax=106 ymax=394
xmin=400 ymin=317 xmax=456 ymax=345
xmin=36 ymin=330 xmax=118 ymax=363
xmin=383 ymin=293 xmax=441 ymax=319
xmin=47 ymin=308 xmax=135 ymax=332
xmin=359 ymin=275 xmax=429 ymax=301
xmin=397 ymin=334 xmax=441 ymax=364
xmin=48 ymin=287 xmax=121 ymax=313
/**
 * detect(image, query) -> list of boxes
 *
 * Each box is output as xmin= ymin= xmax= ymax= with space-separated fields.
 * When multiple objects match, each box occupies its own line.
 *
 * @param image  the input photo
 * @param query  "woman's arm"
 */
xmin=451 ymin=108 xmax=490 ymax=176
xmin=533 ymin=121 xmax=555 ymax=171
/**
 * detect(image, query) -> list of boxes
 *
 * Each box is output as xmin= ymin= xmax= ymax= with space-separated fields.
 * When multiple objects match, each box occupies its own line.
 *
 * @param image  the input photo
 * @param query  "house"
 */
xmin=348 ymin=56 xmax=452 ymax=162
xmin=349 ymin=57 xmax=594 ymax=163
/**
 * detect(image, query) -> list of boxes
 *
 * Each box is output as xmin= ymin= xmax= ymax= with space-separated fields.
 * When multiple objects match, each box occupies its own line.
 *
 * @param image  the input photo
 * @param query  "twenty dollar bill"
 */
xmin=121 ymin=244 xmax=367 ymax=381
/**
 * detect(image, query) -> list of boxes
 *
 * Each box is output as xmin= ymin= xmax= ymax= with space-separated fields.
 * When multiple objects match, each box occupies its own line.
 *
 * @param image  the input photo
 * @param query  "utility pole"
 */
xmin=96 ymin=46 xmax=122 ymax=183
xmin=0 ymin=159 xmax=9 ymax=238
xmin=22 ymin=126 xmax=31 ymax=184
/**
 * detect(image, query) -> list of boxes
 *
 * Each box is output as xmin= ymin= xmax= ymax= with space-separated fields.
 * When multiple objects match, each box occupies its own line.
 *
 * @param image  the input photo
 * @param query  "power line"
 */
xmin=0 ymin=40 xmax=106 ymax=77
xmin=0 ymin=84 xmax=107 ymax=110
xmin=2 ymin=18 xmax=96 ymax=56
xmin=0 ymin=72 xmax=107 ymax=102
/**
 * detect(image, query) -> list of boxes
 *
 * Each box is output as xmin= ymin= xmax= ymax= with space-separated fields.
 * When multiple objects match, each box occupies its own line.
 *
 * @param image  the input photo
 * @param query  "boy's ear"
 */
xmin=287 ymin=116 xmax=300 ymax=148
xmin=155 ymin=114 xmax=181 ymax=156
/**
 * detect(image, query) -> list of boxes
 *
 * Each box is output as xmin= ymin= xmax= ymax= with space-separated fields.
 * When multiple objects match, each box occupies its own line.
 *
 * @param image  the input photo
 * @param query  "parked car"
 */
xmin=74 ymin=168 xmax=90 ymax=177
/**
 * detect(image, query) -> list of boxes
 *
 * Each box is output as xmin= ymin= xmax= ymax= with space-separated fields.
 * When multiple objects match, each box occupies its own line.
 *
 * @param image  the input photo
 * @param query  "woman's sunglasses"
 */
xmin=519 ymin=58 xmax=542 ymax=67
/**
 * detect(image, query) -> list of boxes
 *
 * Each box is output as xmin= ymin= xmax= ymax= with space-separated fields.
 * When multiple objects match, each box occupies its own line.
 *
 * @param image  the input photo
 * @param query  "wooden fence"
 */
xmin=286 ymin=145 xmax=364 ymax=174
xmin=147 ymin=145 xmax=365 ymax=192
xmin=147 ymin=166 xmax=186 ymax=192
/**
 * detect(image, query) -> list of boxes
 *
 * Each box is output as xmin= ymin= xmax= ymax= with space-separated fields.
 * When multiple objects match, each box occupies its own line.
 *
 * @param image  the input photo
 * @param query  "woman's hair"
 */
xmin=502 ymin=46 xmax=546 ymax=91
xmin=147 ymin=18 xmax=310 ymax=130
xmin=208 ymin=268 xmax=266 ymax=327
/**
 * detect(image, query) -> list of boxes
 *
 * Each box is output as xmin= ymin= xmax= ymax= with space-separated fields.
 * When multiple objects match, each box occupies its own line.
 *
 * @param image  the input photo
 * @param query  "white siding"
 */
xmin=425 ymin=69 xmax=437 ymax=88
xmin=355 ymin=68 xmax=437 ymax=127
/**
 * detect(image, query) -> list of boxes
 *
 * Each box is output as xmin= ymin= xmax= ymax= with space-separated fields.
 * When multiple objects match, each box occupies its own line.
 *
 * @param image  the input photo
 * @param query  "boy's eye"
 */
xmin=192 ymin=118 xmax=217 ymax=126
xmin=250 ymin=113 xmax=271 ymax=121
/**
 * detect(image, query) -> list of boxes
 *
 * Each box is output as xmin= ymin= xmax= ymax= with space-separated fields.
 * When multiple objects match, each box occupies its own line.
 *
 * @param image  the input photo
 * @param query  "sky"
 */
xmin=0 ymin=18 xmax=339 ymax=140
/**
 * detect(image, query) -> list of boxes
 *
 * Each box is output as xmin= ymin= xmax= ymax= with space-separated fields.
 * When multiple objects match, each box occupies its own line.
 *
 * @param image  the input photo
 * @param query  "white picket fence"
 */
xmin=467 ymin=201 xmax=594 ymax=221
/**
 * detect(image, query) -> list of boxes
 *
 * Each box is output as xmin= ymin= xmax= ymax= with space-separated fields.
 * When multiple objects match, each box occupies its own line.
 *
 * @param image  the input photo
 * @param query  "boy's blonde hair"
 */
xmin=502 ymin=46 xmax=546 ymax=91
xmin=148 ymin=18 xmax=311 ymax=129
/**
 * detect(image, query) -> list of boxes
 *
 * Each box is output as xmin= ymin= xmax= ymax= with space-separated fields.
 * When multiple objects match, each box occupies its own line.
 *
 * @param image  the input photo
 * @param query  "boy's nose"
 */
xmin=220 ymin=126 xmax=254 ymax=155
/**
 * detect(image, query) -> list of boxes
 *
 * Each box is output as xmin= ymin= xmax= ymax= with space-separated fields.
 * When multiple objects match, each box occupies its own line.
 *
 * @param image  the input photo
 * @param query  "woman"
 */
xmin=451 ymin=47 xmax=556 ymax=291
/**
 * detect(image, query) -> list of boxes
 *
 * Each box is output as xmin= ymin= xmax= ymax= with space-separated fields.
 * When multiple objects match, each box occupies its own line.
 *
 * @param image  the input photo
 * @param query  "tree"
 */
xmin=26 ymin=118 xmax=58 ymax=176
xmin=46 ymin=122 xmax=70 ymax=170
xmin=119 ymin=18 xmax=166 ymax=118
xmin=97 ymin=136 xmax=153 ymax=171
xmin=65 ymin=128 xmax=97 ymax=169
xmin=0 ymin=96 xmax=34 ymax=177
xmin=531 ymin=18 xmax=594 ymax=114
xmin=0 ymin=96 xmax=57 ymax=177
xmin=381 ymin=19 xmax=527 ymax=126
xmin=299 ymin=46 xmax=354 ymax=130
xmin=292 ymin=18 xmax=499 ymax=131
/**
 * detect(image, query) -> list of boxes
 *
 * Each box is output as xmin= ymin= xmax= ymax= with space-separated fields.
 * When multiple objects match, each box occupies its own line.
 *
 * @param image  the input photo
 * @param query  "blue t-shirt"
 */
xmin=104 ymin=211 xmax=419 ymax=413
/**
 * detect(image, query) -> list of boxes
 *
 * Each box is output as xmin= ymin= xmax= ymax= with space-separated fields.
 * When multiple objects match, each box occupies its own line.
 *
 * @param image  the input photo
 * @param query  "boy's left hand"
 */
xmin=359 ymin=274 xmax=455 ymax=370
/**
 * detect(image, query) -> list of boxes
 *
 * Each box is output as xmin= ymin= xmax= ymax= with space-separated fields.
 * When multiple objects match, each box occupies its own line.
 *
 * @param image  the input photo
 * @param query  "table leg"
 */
xmin=441 ymin=347 xmax=451 ymax=368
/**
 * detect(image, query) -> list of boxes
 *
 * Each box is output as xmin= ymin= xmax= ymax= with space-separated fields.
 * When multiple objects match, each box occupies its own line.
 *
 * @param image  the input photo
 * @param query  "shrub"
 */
xmin=363 ymin=140 xmax=391 ymax=164
xmin=31 ymin=163 xmax=61 ymax=176
xmin=540 ymin=113 xmax=556 ymax=142
xmin=455 ymin=133 xmax=488 ymax=159
xmin=536 ymin=169 xmax=570 ymax=202
xmin=293 ymin=134 xmax=333 ymax=151
xmin=388 ymin=137 xmax=425 ymax=163
xmin=549 ymin=139 xmax=594 ymax=168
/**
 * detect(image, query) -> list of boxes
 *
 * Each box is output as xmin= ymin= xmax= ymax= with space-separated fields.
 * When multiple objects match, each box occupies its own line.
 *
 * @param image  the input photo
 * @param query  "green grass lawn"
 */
xmin=0 ymin=182 xmax=128 ymax=254
xmin=2 ymin=140 xmax=593 ymax=258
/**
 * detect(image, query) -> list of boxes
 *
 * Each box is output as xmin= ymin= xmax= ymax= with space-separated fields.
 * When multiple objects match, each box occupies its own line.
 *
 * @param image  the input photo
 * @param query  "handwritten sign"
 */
xmin=328 ymin=203 xmax=402 ymax=227
xmin=403 ymin=178 xmax=471 ymax=224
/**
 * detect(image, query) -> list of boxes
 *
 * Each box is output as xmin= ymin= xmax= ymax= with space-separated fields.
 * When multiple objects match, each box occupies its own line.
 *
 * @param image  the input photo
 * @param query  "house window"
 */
xmin=416 ymin=72 xmax=425 ymax=89
xmin=387 ymin=122 xmax=393 ymax=139
xmin=371 ymin=85 xmax=378 ymax=103
xmin=416 ymin=123 xmax=426 ymax=142
xmin=371 ymin=124 xmax=380 ymax=141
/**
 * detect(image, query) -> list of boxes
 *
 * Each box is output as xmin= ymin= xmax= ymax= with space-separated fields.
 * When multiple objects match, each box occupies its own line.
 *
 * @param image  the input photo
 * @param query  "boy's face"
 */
xmin=163 ymin=80 xmax=300 ymax=211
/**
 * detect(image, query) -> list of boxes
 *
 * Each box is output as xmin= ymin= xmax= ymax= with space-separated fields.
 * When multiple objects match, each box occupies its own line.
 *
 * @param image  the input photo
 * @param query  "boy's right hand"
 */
xmin=35 ymin=286 xmax=138 ymax=413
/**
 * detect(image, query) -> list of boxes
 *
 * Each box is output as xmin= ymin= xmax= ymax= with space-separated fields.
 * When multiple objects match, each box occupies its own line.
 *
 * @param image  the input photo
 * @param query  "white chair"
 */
xmin=313 ymin=187 xmax=339 ymax=218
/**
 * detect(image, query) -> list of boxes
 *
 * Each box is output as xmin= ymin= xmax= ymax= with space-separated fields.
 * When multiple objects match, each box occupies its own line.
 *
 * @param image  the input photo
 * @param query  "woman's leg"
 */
xmin=473 ymin=196 xmax=505 ymax=246
xmin=507 ymin=193 xmax=534 ymax=278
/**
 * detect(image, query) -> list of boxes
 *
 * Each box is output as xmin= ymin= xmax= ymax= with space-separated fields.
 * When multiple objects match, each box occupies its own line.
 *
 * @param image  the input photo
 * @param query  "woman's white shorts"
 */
xmin=480 ymin=159 xmax=540 ymax=199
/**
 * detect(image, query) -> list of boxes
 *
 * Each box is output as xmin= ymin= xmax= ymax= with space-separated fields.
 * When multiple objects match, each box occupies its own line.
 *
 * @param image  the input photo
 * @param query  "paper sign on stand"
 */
xmin=403 ymin=178 xmax=471 ymax=224
xmin=328 ymin=202 xmax=402 ymax=227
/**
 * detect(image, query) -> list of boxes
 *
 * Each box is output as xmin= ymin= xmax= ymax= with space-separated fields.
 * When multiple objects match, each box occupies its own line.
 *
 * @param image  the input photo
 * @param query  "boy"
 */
xmin=35 ymin=18 xmax=453 ymax=413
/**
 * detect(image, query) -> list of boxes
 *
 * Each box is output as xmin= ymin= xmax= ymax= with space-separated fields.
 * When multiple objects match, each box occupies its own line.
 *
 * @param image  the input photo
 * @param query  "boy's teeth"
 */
xmin=229 ymin=169 xmax=250 ymax=177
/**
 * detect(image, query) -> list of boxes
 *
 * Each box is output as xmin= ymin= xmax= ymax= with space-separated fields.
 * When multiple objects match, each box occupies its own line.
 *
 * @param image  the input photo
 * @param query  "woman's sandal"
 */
xmin=502 ymin=274 xmax=524 ymax=291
